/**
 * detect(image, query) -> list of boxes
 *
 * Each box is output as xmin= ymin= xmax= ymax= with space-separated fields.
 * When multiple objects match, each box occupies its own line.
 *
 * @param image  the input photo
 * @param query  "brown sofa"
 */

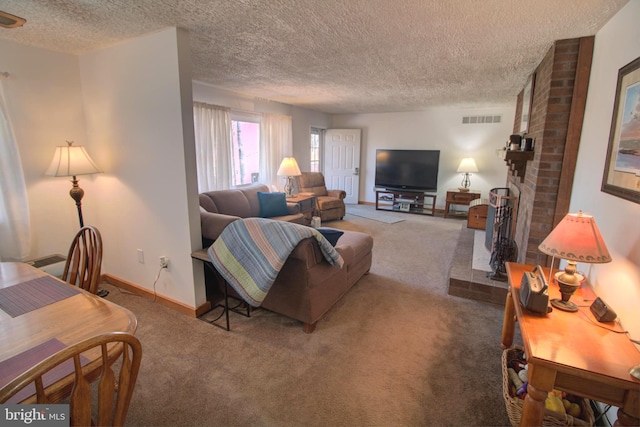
xmin=259 ymin=229 xmax=372 ymax=332
xmin=199 ymin=183 xmax=305 ymax=245
xmin=198 ymin=184 xmax=373 ymax=332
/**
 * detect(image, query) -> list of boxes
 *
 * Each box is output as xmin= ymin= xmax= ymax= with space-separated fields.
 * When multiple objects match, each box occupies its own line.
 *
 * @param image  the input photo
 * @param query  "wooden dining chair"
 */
xmin=0 ymin=332 xmax=142 ymax=426
xmin=62 ymin=225 xmax=103 ymax=294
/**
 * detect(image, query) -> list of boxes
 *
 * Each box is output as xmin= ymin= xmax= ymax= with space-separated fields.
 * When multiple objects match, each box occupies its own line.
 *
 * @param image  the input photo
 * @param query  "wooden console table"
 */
xmin=444 ymin=190 xmax=480 ymax=218
xmin=501 ymin=262 xmax=640 ymax=426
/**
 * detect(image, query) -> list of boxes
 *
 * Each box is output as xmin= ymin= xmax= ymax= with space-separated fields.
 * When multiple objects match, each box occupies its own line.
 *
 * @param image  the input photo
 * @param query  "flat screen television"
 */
xmin=375 ymin=149 xmax=440 ymax=192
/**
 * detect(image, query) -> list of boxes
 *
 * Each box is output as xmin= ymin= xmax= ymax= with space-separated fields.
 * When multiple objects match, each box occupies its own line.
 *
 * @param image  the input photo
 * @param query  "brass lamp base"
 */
xmin=69 ymin=176 xmax=85 ymax=227
xmin=550 ymin=298 xmax=578 ymax=312
xmin=551 ymin=271 xmax=583 ymax=312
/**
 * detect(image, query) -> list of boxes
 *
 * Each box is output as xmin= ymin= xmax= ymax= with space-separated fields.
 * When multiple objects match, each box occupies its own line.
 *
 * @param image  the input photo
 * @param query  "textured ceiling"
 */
xmin=0 ymin=0 xmax=629 ymax=114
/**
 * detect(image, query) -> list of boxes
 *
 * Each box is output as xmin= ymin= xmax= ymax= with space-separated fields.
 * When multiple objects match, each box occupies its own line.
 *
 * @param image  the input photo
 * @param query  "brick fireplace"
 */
xmin=508 ymin=36 xmax=594 ymax=267
xmin=448 ymin=36 xmax=596 ymax=304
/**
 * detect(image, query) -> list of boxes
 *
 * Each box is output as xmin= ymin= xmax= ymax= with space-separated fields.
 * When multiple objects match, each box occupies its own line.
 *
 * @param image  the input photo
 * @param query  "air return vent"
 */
xmin=462 ymin=115 xmax=502 ymax=124
xmin=26 ymin=254 xmax=66 ymax=278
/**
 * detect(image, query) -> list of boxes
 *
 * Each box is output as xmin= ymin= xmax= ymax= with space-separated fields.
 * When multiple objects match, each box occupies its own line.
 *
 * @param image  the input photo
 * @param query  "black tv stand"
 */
xmin=375 ymin=190 xmax=436 ymax=216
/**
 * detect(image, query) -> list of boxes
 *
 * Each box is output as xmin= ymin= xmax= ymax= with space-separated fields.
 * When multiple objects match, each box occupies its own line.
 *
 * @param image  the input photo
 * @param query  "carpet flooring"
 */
xmin=103 ymin=208 xmax=515 ymax=426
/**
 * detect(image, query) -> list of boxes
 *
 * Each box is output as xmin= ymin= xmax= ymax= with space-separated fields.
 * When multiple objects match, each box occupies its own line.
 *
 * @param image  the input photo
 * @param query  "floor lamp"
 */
xmin=46 ymin=141 xmax=102 ymax=228
xmin=46 ymin=141 xmax=107 ymax=297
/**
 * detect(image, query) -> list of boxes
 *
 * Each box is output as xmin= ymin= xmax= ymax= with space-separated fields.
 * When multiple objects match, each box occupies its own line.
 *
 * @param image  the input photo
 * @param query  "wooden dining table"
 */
xmin=0 ymin=262 xmax=137 ymax=401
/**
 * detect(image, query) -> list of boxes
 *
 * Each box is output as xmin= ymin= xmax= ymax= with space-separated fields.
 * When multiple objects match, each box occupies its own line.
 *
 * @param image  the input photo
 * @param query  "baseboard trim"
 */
xmin=101 ymin=273 xmax=212 ymax=318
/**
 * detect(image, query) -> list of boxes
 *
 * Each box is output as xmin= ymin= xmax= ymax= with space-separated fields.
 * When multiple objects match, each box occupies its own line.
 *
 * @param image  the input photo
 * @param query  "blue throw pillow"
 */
xmin=317 ymin=228 xmax=344 ymax=246
xmin=257 ymin=192 xmax=290 ymax=218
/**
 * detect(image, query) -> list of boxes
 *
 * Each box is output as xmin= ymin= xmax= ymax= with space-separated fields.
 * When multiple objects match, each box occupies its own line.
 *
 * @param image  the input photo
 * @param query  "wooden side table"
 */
xmin=502 ymin=262 xmax=640 ymax=427
xmin=444 ymin=190 xmax=480 ymax=218
xmin=287 ymin=193 xmax=317 ymax=225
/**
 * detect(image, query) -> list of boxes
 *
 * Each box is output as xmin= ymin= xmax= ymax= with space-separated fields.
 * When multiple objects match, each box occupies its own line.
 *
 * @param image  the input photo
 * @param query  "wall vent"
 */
xmin=462 ymin=115 xmax=502 ymax=124
xmin=26 ymin=254 xmax=66 ymax=278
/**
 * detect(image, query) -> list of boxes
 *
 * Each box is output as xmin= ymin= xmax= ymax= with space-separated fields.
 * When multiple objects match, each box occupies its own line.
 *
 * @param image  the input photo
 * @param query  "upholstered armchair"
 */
xmin=296 ymin=172 xmax=346 ymax=222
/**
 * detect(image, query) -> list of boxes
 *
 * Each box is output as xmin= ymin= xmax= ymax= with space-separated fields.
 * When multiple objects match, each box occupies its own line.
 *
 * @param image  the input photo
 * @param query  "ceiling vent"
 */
xmin=462 ymin=115 xmax=502 ymax=124
xmin=0 ymin=11 xmax=26 ymax=29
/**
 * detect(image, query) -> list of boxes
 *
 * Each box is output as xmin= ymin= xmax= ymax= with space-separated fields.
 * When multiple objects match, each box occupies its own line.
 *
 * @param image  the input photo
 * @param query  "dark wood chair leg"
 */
xmin=303 ymin=322 xmax=317 ymax=333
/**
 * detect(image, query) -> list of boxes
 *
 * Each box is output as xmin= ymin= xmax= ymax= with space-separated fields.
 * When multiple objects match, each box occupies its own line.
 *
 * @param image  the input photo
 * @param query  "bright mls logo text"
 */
xmin=3 ymin=406 xmax=68 ymax=425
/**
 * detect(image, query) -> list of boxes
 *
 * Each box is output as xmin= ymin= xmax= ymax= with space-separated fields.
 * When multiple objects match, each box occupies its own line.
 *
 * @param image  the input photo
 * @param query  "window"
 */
xmin=310 ymin=127 xmax=323 ymax=172
xmin=231 ymin=114 xmax=260 ymax=186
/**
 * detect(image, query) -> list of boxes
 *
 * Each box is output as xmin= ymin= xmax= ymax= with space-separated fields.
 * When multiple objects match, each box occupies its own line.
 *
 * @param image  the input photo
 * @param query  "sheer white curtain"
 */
xmin=193 ymin=102 xmax=232 ymax=192
xmin=0 ymin=77 xmax=31 ymax=261
xmin=259 ymin=113 xmax=293 ymax=190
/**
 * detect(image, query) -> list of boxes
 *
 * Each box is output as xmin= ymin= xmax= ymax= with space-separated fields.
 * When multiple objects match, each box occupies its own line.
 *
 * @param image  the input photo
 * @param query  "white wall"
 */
xmin=193 ymin=82 xmax=290 ymax=114
xmin=332 ymin=104 xmax=516 ymax=206
xmin=0 ymin=40 xmax=89 ymax=259
xmin=571 ymin=0 xmax=640 ymax=347
xmin=79 ymin=28 xmax=203 ymax=308
xmin=1 ymin=30 xmax=203 ymax=309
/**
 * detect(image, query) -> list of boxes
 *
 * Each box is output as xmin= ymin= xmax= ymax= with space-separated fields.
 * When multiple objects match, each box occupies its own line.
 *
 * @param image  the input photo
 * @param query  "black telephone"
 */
xmin=520 ymin=265 xmax=550 ymax=314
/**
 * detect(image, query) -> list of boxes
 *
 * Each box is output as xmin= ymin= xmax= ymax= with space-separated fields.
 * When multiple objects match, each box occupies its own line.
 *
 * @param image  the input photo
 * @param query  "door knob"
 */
xmin=354 ymin=167 xmax=359 ymax=176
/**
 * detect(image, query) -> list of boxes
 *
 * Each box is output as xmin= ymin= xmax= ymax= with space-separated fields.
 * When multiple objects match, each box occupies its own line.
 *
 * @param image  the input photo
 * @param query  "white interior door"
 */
xmin=324 ymin=129 xmax=361 ymax=204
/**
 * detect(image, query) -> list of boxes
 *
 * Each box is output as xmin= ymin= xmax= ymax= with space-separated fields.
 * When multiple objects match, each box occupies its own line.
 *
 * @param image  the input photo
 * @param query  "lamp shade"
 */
xmin=538 ymin=211 xmax=611 ymax=264
xmin=277 ymin=157 xmax=301 ymax=176
xmin=46 ymin=142 xmax=102 ymax=177
xmin=456 ymin=158 xmax=478 ymax=173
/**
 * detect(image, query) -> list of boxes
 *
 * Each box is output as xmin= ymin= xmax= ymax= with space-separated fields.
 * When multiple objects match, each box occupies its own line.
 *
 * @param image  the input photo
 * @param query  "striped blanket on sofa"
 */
xmin=207 ymin=218 xmax=344 ymax=307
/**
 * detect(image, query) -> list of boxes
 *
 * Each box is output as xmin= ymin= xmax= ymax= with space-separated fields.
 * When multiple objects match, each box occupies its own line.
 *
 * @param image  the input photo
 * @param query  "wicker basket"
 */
xmin=502 ymin=347 xmax=595 ymax=427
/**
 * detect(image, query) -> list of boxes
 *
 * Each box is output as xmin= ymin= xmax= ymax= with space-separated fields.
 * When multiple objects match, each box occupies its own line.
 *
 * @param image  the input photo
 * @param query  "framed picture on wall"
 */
xmin=601 ymin=56 xmax=640 ymax=204
xmin=519 ymin=73 xmax=535 ymax=133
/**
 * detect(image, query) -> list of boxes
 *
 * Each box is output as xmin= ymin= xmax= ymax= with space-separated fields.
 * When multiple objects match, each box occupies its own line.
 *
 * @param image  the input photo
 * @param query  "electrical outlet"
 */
xmin=137 ymin=249 xmax=144 ymax=264
xmin=159 ymin=256 xmax=169 ymax=269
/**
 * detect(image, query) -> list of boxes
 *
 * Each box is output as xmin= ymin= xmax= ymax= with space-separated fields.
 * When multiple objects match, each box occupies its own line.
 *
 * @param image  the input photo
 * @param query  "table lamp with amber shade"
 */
xmin=538 ymin=211 xmax=612 ymax=312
